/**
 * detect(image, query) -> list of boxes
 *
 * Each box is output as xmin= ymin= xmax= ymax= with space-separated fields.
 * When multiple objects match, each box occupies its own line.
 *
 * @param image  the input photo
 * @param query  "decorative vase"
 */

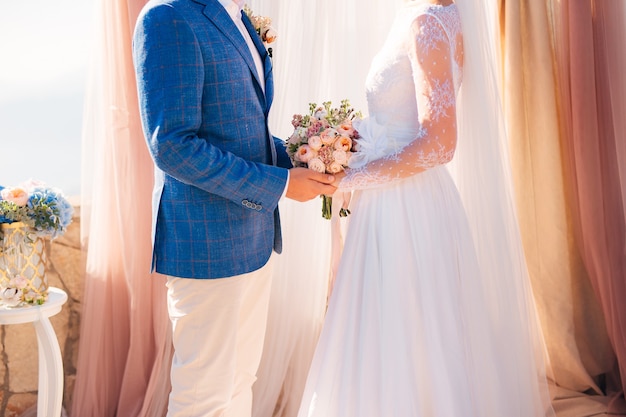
xmin=0 ymin=222 xmax=49 ymax=306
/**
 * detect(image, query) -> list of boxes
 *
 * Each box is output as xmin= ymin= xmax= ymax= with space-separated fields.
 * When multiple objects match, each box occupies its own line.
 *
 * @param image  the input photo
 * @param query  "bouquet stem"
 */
xmin=321 ymin=195 xmax=332 ymax=220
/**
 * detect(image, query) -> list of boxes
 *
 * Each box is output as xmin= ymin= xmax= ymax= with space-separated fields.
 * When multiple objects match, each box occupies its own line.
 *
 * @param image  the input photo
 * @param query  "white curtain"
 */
xmin=249 ymin=0 xmax=401 ymax=135
xmin=246 ymin=1 xmax=400 ymax=415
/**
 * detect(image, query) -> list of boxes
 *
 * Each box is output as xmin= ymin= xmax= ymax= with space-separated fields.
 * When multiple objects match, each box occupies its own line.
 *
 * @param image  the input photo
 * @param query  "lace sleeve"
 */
xmin=339 ymin=14 xmax=458 ymax=191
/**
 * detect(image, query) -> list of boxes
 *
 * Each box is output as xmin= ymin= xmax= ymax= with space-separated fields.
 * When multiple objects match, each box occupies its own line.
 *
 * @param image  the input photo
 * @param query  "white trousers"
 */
xmin=165 ymin=258 xmax=274 ymax=417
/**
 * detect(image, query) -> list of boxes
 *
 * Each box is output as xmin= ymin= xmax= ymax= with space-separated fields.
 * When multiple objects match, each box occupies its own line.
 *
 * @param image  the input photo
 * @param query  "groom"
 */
xmin=133 ymin=0 xmax=336 ymax=416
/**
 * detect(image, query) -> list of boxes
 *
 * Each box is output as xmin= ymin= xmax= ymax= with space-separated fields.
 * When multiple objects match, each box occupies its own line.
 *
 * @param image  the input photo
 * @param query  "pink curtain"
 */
xmin=72 ymin=0 xmax=172 ymax=416
xmin=553 ymin=0 xmax=626 ymax=413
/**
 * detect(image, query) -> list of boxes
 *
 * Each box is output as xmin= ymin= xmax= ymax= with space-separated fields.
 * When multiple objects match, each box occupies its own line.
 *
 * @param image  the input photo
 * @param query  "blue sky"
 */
xmin=0 ymin=0 xmax=95 ymax=197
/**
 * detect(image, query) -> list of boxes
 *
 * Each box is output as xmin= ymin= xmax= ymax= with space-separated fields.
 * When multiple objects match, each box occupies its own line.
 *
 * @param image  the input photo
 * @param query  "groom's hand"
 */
xmin=286 ymin=168 xmax=336 ymax=202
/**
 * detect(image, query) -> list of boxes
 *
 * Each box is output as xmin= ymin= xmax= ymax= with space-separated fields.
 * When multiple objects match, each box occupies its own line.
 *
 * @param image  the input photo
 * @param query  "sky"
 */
xmin=0 ymin=0 xmax=95 ymax=197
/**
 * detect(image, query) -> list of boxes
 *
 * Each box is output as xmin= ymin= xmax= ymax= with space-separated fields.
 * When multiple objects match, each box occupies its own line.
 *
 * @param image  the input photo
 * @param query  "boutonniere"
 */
xmin=243 ymin=5 xmax=277 ymax=58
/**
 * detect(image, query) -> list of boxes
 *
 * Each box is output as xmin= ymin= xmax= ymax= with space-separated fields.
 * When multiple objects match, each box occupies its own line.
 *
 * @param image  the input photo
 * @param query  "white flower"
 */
xmin=262 ymin=26 xmax=278 ymax=44
xmin=327 ymin=161 xmax=344 ymax=174
xmin=243 ymin=5 xmax=277 ymax=55
xmin=332 ymin=150 xmax=348 ymax=165
xmin=1 ymin=287 xmax=22 ymax=307
xmin=297 ymin=126 xmax=308 ymax=137
xmin=307 ymin=157 xmax=326 ymax=173
xmin=314 ymin=108 xmax=328 ymax=120
xmin=320 ymin=128 xmax=339 ymax=145
xmin=308 ymin=135 xmax=323 ymax=151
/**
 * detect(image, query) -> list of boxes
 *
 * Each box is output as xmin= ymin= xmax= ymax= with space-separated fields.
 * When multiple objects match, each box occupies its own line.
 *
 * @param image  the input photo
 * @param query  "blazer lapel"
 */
xmin=240 ymin=11 xmax=274 ymax=113
xmin=192 ymin=0 xmax=265 ymax=95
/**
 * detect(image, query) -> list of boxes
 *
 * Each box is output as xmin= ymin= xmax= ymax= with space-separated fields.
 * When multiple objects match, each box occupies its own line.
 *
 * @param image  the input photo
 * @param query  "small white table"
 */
xmin=0 ymin=287 xmax=68 ymax=417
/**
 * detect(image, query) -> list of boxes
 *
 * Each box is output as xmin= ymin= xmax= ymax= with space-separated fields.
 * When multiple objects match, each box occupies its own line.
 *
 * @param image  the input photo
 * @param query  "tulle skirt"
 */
xmin=297 ymin=166 xmax=551 ymax=417
xmin=252 ymin=198 xmax=333 ymax=417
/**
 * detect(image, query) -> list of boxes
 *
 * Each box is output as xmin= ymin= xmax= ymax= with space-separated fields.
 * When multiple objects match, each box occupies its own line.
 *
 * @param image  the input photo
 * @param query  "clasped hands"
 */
xmin=285 ymin=167 xmax=346 ymax=202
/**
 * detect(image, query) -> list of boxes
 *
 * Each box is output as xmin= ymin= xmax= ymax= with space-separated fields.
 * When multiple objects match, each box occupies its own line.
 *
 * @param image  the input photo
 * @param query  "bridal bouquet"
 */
xmin=286 ymin=99 xmax=361 ymax=219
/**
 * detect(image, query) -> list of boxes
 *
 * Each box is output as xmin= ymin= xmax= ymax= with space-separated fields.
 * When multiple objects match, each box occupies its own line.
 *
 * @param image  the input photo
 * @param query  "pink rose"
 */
xmin=334 ymin=136 xmax=352 ymax=152
xmin=337 ymin=120 xmax=355 ymax=137
xmin=307 ymin=157 xmax=326 ymax=173
xmin=327 ymin=161 xmax=344 ymax=174
xmin=308 ymin=135 xmax=323 ymax=151
xmin=332 ymin=150 xmax=348 ymax=165
xmin=1 ymin=187 xmax=29 ymax=206
xmin=295 ymin=144 xmax=317 ymax=163
xmin=22 ymin=290 xmax=41 ymax=304
xmin=287 ymin=132 xmax=302 ymax=145
xmin=9 ymin=276 xmax=28 ymax=290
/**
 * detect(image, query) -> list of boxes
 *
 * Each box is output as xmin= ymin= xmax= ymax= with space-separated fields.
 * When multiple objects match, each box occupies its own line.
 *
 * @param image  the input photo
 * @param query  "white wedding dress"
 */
xmin=297 ymin=3 xmax=553 ymax=417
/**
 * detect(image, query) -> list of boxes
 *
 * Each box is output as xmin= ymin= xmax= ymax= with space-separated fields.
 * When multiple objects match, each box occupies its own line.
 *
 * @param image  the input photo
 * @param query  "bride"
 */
xmin=297 ymin=0 xmax=556 ymax=416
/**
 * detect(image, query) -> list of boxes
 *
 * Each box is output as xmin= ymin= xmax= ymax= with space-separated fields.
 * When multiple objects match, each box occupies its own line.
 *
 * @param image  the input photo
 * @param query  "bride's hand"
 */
xmin=331 ymin=171 xmax=346 ymax=190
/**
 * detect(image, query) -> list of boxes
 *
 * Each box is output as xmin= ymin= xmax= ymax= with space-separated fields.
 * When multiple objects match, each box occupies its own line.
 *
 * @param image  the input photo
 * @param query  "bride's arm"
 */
xmin=339 ymin=14 xmax=458 ymax=191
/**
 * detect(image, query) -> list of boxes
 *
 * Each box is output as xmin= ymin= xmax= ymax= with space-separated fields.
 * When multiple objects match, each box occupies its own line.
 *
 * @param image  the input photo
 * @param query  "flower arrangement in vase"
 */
xmin=0 ymin=180 xmax=73 ymax=306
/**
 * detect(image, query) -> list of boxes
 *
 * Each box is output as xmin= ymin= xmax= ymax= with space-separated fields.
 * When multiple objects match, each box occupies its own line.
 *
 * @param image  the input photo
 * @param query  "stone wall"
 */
xmin=0 ymin=205 xmax=82 ymax=417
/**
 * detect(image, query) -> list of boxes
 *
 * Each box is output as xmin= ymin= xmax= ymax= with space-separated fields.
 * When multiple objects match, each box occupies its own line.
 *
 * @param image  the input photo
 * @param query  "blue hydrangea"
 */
xmin=27 ymin=187 xmax=74 ymax=239
xmin=0 ymin=185 xmax=10 ymax=223
xmin=0 ymin=183 xmax=73 ymax=239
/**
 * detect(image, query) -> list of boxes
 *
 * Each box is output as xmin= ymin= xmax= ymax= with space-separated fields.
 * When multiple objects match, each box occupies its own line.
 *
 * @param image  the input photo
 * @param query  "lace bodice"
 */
xmin=340 ymin=3 xmax=463 ymax=190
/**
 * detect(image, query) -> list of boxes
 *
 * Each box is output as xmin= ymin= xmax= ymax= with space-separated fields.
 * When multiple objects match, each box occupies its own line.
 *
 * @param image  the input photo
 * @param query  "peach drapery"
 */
xmin=500 ymin=0 xmax=626 ymax=415
xmin=554 ymin=0 xmax=626 ymax=413
xmin=72 ymin=0 xmax=172 ymax=416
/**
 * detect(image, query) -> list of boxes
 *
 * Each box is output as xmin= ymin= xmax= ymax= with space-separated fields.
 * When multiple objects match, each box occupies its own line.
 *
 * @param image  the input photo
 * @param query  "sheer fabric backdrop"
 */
xmin=500 ymin=0 xmax=626 ymax=414
xmin=72 ymin=0 xmax=626 ymax=416
xmin=498 ymin=0 xmax=611 ymax=408
xmin=245 ymin=1 xmax=400 ymax=415
xmin=73 ymin=0 xmax=171 ymax=416
xmin=551 ymin=1 xmax=626 ymax=414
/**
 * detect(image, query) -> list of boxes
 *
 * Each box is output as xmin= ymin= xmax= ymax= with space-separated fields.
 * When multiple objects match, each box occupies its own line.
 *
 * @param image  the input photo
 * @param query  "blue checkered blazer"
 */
xmin=133 ymin=0 xmax=292 ymax=279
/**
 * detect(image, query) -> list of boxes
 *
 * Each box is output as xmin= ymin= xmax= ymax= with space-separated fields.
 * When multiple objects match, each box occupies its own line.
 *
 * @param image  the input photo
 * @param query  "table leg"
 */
xmin=33 ymin=315 xmax=64 ymax=417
